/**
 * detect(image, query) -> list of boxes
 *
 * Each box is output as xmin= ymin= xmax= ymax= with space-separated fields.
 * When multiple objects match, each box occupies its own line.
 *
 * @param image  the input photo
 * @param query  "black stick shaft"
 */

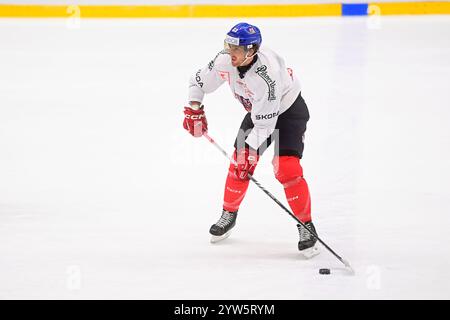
xmin=203 ymin=133 xmax=353 ymax=271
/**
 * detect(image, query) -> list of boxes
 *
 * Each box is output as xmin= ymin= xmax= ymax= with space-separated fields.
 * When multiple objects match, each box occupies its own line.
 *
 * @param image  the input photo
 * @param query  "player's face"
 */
xmin=225 ymin=44 xmax=248 ymax=67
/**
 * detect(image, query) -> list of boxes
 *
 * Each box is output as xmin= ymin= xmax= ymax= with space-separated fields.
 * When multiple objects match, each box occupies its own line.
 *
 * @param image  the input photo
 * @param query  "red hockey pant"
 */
xmin=223 ymin=155 xmax=311 ymax=223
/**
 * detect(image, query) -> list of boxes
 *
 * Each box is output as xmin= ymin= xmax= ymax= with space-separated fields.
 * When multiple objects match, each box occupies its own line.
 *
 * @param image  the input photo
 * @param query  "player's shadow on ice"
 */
xmin=210 ymin=237 xmax=314 ymax=261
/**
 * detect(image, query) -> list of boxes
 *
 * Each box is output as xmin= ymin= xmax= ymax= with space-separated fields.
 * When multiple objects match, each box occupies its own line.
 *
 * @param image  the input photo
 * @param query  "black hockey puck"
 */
xmin=319 ymin=268 xmax=331 ymax=275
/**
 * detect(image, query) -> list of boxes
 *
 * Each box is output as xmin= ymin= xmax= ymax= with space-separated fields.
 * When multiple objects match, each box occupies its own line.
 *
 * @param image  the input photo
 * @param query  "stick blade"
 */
xmin=342 ymin=259 xmax=356 ymax=275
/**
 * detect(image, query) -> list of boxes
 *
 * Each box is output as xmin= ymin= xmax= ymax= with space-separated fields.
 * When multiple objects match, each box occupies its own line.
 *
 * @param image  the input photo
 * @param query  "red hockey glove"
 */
xmin=183 ymin=106 xmax=208 ymax=137
xmin=234 ymin=147 xmax=259 ymax=180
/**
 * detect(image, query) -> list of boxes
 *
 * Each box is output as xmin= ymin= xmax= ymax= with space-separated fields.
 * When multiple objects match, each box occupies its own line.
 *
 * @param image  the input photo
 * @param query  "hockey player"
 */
xmin=183 ymin=23 xmax=318 ymax=258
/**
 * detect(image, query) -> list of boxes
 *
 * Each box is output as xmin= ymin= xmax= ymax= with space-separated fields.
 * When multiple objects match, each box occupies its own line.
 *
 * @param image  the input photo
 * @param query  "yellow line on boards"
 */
xmin=0 ymin=4 xmax=341 ymax=18
xmin=370 ymin=2 xmax=450 ymax=15
xmin=0 ymin=3 xmax=449 ymax=18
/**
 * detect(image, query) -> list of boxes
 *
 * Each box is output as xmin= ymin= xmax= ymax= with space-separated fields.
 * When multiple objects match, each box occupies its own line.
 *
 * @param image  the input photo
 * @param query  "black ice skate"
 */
xmin=209 ymin=210 xmax=237 ymax=243
xmin=297 ymin=221 xmax=320 ymax=259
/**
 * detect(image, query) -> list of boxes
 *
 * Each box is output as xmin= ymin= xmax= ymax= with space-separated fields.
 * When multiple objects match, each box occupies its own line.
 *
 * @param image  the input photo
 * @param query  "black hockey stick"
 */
xmin=203 ymin=132 xmax=355 ymax=274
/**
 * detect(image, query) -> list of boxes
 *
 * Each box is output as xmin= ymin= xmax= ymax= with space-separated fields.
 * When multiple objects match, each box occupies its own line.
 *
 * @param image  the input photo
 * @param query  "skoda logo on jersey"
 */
xmin=255 ymin=111 xmax=279 ymax=121
xmin=195 ymin=69 xmax=204 ymax=88
xmin=225 ymin=35 xmax=240 ymax=46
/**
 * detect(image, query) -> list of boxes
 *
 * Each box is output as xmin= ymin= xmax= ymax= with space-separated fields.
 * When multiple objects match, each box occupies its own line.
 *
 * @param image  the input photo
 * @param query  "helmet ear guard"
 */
xmin=248 ymin=44 xmax=260 ymax=54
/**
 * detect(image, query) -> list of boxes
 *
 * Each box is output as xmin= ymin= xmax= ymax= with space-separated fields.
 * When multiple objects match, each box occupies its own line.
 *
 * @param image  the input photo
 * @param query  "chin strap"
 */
xmin=239 ymin=50 xmax=257 ymax=67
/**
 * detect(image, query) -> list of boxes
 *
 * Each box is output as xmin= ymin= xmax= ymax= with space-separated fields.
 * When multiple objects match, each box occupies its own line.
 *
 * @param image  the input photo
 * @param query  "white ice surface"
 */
xmin=1 ymin=16 xmax=450 ymax=299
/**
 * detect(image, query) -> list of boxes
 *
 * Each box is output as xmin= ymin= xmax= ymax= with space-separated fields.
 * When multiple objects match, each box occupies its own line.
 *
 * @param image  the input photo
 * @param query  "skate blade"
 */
xmin=210 ymin=230 xmax=232 ymax=243
xmin=299 ymin=245 xmax=320 ymax=259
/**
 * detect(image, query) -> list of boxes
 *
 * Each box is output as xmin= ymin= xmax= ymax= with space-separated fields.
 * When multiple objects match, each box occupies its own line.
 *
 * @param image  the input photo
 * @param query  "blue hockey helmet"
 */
xmin=224 ymin=22 xmax=262 ymax=51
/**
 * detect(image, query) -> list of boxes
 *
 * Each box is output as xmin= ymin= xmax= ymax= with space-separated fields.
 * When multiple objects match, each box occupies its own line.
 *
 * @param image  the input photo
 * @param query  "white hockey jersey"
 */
xmin=188 ymin=46 xmax=301 ymax=150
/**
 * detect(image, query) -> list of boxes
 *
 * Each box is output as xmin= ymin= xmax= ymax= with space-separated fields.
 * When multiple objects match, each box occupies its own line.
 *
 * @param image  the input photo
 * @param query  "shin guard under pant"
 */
xmin=223 ymin=152 xmax=256 ymax=212
xmin=273 ymin=156 xmax=311 ymax=223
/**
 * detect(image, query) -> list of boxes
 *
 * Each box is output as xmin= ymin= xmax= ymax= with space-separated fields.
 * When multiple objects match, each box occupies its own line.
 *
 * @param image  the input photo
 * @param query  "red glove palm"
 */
xmin=234 ymin=148 xmax=259 ymax=180
xmin=183 ymin=106 xmax=208 ymax=137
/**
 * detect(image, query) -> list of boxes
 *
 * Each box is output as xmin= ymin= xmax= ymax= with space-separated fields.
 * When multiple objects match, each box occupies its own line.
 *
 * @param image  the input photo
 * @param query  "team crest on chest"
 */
xmin=236 ymin=80 xmax=254 ymax=97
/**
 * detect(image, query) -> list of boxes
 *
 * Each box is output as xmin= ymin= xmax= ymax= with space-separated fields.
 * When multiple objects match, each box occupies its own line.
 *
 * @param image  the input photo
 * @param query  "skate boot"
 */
xmin=209 ymin=210 xmax=237 ymax=243
xmin=297 ymin=221 xmax=320 ymax=258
